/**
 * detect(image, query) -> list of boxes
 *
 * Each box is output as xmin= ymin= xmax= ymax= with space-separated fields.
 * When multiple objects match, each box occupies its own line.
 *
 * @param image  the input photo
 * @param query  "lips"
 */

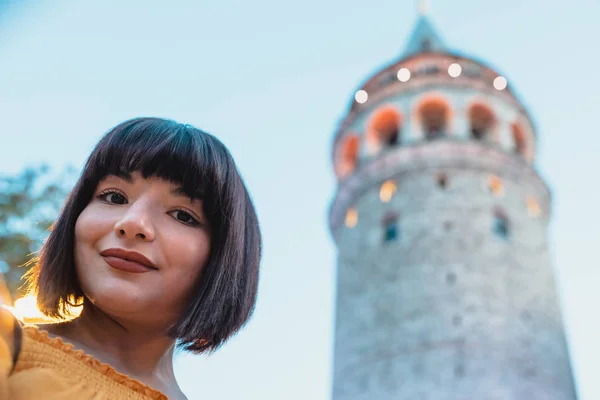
xmin=100 ymin=248 xmax=157 ymax=273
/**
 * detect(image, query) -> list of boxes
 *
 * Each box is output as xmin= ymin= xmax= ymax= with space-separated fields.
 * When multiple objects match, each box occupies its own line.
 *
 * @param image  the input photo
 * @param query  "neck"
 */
xmin=47 ymin=300 xmax=178 ymax=383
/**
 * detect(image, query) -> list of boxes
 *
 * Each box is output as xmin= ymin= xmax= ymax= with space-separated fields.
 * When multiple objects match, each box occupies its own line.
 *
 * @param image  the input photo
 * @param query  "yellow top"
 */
xmin=3 ymin=325 xmax=168 ymax=400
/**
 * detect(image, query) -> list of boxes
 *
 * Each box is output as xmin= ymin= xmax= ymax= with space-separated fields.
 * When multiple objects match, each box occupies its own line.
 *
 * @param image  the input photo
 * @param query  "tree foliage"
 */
xmin=0 ymin=164 xmax=74 ymax=300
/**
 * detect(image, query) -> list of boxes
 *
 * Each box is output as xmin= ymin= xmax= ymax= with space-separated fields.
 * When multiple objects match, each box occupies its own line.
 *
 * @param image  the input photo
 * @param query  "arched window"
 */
xmin=437 ymin=172 xmax=448 ymax=189
xmin=417 ymin=96 xmax=451 ymax=140
xmin=469 ymin=103 xmax=496 ymax=140
xmin=487 ymin=175 xmax=504 ymax=197
xmin=345 ymin=207 xmax=358 ymax=228
xmin=379 ymin=180 xmax=397 ymax=203
xmin=367 ymin=106 xmax=402 ymax=150
xmin=512 ymin=123 xmax=527 ymax=156
xmin=336 ymin=134 xmax=360 ymax=178
xmin=493 ymin=210 xmax=510 ymax=239
xmin=382 ymin=212 xmax=399 ymax=242
xmin=526 ymin=196 xmax=541 ymax=217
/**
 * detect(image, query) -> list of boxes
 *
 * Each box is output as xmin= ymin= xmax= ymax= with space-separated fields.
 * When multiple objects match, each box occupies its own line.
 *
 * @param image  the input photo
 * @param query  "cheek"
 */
xmin=164 ymin=230 xmax=211 ymax=282
xmin=74 ymin=206 xmax=116 ymax=272
xmin=75 ymin=207 xmax=106 ymax=251
xmin=74 ymin=209 xmax=92 ymax=257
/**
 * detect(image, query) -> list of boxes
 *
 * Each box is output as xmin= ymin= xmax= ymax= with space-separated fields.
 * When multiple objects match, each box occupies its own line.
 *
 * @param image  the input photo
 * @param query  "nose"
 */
xmin=114 ymin=201 xmax=156 ymax=242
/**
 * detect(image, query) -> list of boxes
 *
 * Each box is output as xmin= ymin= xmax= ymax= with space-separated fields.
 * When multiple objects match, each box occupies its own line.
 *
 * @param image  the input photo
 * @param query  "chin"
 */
xmin=81 ymin=276 xmax=159 ymax=317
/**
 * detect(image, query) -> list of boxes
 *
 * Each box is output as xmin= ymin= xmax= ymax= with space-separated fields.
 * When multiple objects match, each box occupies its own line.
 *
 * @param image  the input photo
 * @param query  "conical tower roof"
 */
xmin=402 ymin=13 xmax=446 ymax=56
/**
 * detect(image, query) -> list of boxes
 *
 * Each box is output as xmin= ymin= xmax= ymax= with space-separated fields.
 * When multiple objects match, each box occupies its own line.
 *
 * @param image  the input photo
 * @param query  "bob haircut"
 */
xmin=28 ymin=117 xmax=261 ymax=353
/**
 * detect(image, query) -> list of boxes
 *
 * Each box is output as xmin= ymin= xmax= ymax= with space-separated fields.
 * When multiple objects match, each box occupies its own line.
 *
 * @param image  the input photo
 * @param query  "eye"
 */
xmin=98 ymin=190 xmax=127 ymax=205
xmin=169 ymin=209 xmax=201 ymax=227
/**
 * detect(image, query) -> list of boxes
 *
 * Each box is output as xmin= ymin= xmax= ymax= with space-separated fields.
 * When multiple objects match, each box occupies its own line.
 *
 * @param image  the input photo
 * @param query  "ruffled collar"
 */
xmin=21 ymin=325 xmax=169 ymax=400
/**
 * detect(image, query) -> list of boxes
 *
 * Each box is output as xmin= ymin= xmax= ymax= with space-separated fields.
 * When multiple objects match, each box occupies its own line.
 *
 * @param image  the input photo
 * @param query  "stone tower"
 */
xmin=329 ymin=7 xmax=578 ymax=400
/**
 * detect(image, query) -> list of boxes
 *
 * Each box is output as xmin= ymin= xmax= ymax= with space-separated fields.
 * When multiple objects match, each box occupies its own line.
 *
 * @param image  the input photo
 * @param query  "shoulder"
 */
xmin=0 ymin=306 xmax=17 ymax=358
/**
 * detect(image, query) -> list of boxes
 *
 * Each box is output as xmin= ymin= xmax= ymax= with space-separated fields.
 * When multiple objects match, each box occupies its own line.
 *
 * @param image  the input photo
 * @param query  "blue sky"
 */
xmin=0 ymin=0 xmax=598 ymax=398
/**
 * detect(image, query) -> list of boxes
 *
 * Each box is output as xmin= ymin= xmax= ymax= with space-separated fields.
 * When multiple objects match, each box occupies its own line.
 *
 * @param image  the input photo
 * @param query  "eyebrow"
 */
xmin=115 ymin=171 xmax=134 ymax=183
xmin=170 ymin=186 xmax=200 ymax=201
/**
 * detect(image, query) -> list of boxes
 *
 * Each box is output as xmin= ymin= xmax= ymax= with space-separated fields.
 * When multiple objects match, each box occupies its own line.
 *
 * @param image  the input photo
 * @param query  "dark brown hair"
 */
xmin=28 ymin=117 xmax=261 ymax=353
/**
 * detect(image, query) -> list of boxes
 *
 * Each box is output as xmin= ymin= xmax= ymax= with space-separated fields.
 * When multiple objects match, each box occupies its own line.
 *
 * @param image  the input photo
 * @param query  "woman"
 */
xmin=0 ymin=117 xmax=262 ymax=399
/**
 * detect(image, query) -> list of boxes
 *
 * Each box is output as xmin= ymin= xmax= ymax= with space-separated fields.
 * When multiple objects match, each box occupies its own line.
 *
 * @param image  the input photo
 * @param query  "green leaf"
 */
xmin=0 ymin=165 xmax=75 ymax=298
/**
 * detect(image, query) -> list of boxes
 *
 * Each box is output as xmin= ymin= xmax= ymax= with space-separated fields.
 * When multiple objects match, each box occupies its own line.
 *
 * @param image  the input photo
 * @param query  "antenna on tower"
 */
xmin=419 ymin=0 xmax=430 ymax=15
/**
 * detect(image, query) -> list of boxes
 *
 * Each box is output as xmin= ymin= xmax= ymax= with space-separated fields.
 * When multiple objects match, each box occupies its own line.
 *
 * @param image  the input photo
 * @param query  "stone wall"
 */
xmin=330 ymin=143 xmax=577 ymax=399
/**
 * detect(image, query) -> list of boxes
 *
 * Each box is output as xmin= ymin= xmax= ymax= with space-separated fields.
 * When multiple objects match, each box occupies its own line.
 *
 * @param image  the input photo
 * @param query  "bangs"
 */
xmin=86 ymin=118 xmax=222 ymax=201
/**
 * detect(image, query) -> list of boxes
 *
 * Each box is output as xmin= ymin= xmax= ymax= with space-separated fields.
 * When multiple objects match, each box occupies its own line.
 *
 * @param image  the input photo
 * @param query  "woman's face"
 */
xmin=74 ymin=172 xmax=211 ymax=328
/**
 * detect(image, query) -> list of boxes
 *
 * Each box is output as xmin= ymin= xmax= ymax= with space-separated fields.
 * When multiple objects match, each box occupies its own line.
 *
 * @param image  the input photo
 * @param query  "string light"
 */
xmin=448 ymin=63 xmax=462 ymax=78
xmin=355 ymin=90 xmax=368 ymax=104
xmin=397 ymin=68 xmax=411 ymax=82
xmin=493 ymin=76 xmax=507 ymax=91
